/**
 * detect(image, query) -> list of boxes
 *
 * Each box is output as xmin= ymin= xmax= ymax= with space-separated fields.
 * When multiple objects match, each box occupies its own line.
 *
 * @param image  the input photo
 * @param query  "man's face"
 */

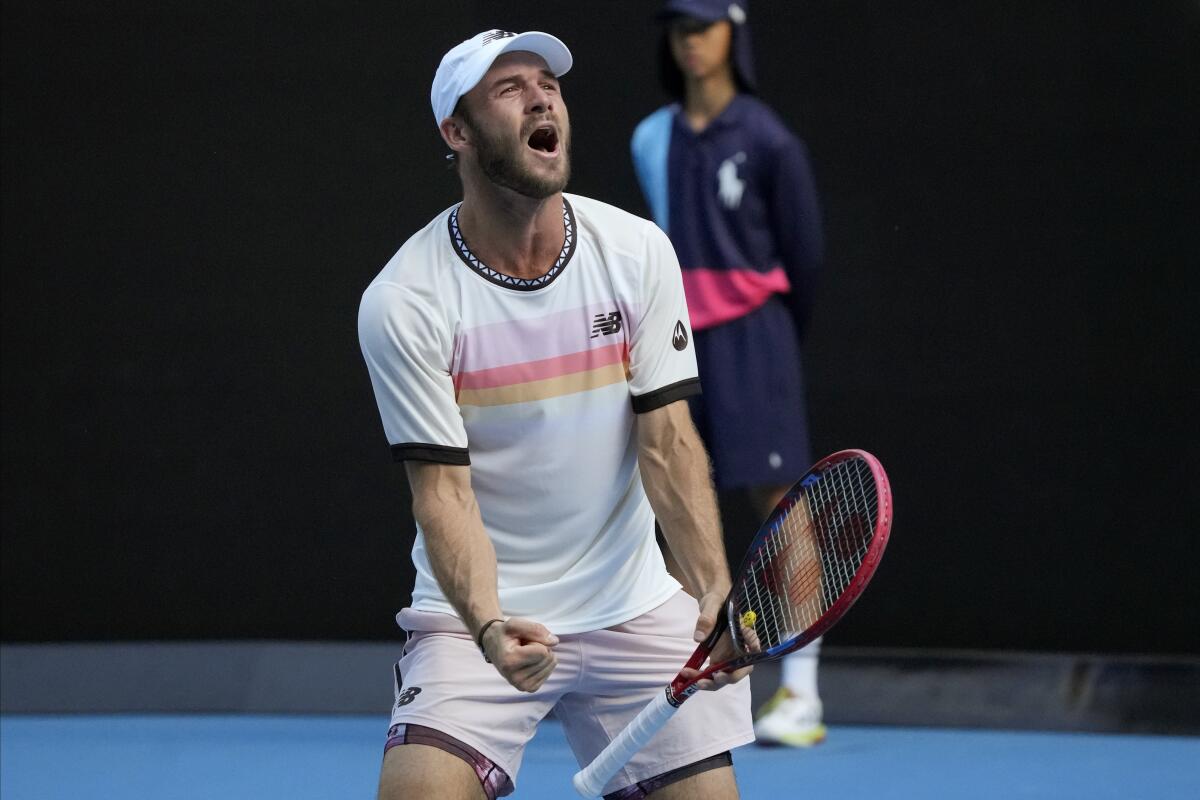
xmin=457 ymin=51 xmax=571 ymax=199
xmin=668 ymin=17 xmax=733 ymax=81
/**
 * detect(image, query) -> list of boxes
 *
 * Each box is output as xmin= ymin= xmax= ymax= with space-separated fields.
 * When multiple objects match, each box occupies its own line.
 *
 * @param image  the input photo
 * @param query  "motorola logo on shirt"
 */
xmin=672 ymin=320 xmax=689 ymax=351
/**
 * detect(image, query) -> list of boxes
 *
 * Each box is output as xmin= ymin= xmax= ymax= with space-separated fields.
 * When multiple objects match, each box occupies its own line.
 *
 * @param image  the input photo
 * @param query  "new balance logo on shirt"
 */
xmin=590 ymin=311 xmax=622 ymax=338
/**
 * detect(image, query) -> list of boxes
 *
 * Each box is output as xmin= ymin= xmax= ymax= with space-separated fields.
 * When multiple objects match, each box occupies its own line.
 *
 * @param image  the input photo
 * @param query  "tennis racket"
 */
xmin=572 ymin=448 xmax=893 ymax=798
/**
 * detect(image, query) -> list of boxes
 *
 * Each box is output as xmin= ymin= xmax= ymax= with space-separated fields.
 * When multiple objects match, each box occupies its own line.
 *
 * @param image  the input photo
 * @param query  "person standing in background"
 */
xmin=631 ymin=0 xmax=828 ymax=747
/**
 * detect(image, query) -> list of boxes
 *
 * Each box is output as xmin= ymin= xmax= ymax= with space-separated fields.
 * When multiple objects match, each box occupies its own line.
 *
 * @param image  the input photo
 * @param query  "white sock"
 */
xmin=780 ymin=635 xmax=821 ymax=698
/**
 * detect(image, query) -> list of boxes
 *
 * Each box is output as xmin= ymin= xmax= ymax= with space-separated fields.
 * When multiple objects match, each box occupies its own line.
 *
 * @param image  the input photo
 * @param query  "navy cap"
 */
xmin=657 ymin=0 xmax=756 ymax=93
xmin=658 ymin=0 xmax=748 ymax=24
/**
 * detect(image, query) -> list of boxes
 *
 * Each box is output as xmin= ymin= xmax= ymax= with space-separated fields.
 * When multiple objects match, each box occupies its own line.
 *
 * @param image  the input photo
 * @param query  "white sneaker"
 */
xmin=754 ymin=688 xmax=827 ymax=747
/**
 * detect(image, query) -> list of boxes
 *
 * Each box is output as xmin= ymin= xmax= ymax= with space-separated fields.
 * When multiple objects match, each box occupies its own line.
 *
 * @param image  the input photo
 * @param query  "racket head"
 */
xmin=723 ymin=449 xmax=893 ymax=665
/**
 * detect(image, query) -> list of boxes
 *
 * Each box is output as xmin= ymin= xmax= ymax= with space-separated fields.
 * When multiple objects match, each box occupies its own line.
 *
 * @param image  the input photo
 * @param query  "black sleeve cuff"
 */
xmin=390 ymin=443 xmax=471 ymax=465
xmin=630 ymin=377 xmax=702 ymax=414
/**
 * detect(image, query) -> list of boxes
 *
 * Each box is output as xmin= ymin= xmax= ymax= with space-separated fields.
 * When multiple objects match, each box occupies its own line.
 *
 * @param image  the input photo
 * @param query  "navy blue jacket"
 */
xmin=632 ymin=95 xmax=823 ymax=335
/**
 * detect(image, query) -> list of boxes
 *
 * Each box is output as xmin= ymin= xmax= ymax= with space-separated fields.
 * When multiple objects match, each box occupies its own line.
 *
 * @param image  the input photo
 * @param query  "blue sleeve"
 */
xmin=630 ymin=107 xmax=674 ymax=231
xmin=769 ymin=135 xmax=824 ymax=339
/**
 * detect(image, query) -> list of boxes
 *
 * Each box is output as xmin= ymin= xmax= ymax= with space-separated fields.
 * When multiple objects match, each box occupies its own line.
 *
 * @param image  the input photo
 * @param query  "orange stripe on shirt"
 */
xmin=456 ymin=342 xmax=627 ymax=391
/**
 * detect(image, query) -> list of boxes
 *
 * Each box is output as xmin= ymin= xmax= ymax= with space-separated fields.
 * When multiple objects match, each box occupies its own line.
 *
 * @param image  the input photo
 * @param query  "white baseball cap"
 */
xmin=430 ymin=29 xmax=573 ymax=127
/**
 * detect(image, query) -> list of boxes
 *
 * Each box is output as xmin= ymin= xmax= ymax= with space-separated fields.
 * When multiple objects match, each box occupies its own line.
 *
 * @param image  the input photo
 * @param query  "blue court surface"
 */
xmin=2 ymin=715 xmax=1197 ymax=799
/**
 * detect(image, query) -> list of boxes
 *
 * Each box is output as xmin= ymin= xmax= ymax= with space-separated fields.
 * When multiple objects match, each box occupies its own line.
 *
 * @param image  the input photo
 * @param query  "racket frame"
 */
xmin=573 ymin=449 xmax=893 ymax=797
xmin=665 ymin=448 xmax=892 ymax=705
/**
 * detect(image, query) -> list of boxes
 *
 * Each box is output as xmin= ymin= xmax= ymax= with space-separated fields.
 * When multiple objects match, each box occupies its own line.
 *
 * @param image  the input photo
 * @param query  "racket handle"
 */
xmin=572 ymin=688 xmax=678 ymax=798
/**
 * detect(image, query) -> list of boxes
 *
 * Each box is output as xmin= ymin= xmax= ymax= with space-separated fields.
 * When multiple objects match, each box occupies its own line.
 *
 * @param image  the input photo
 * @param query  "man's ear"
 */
xmin=439 ymin=116 xmax=470 ymax=155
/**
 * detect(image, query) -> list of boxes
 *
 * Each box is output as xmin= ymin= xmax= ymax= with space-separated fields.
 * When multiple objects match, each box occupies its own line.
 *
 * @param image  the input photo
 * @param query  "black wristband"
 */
xmin=475 ymin=618 xmax=504 ymax=661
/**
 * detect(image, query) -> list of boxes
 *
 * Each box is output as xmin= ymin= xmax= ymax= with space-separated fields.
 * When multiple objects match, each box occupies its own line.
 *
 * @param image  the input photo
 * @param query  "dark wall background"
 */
xmin=3 ymin=1 xmax=1197 ymax=653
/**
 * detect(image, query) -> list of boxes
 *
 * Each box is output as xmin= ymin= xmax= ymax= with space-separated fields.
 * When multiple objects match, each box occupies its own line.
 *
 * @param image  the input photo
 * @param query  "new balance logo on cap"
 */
xmin=590 ymin=311 xmax=622 ymax=338
xmin=480 ymin=30 xmax=517 ymax=45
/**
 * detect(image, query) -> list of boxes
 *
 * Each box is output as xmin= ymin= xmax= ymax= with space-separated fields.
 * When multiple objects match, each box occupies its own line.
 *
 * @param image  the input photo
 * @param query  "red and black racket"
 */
xmin=573 ymin=449 xmax=893 ymax=798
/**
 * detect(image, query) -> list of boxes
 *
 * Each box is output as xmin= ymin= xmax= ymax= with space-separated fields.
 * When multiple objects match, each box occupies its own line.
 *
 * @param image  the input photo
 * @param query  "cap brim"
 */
xmin=656 ymin=7 xmax=727 ymax=22
xmin=495 ymin=31 xmax=573 ymax=77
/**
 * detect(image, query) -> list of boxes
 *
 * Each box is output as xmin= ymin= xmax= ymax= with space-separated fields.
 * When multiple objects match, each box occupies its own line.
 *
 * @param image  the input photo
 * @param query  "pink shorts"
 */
xmin=384 ymin=590 xmax=754 ymax=798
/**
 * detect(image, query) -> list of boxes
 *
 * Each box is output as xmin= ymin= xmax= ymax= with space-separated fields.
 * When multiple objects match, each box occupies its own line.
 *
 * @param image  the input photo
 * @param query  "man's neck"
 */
xmin=683 ymin=68 xmax=738 ymax=133
xmin=457 ymin=178 xmax=565 ymax=281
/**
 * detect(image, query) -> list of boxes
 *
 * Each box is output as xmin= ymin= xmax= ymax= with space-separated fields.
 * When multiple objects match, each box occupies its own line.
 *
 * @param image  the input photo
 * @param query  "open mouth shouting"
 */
xmin=526 ymin=123 xmax=560 ymax=158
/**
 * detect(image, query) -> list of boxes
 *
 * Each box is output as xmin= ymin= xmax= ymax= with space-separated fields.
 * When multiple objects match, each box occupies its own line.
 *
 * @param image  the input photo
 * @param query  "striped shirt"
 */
xmin=358 ymin=194 xmax=698 ymax=633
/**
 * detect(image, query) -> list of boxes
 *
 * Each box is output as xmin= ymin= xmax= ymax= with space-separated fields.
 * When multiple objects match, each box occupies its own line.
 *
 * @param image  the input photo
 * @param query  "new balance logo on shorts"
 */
xmin=590 ymin=311 xmax=622 ymax=338
xmin=393 ymin=663 xmax=422 ymax=709
xmin=395 ymin=687 xmax=422 ymax=708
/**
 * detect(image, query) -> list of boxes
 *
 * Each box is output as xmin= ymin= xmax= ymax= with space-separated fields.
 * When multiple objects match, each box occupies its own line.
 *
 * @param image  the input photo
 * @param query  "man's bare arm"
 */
xmin=405 ymin=461 xmax=557 ymax=692
xmin=636 ymin=400 xmax=730 ymax=600
xmin=636 ymin=400 xmax=750 ymax=690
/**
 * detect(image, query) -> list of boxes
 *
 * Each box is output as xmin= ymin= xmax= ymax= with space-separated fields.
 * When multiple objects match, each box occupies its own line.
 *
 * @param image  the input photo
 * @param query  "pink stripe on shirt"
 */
xmin=682 ymin=266 xmax=791 ymax=331
xmin=454 ymin=303 xmax=641 ymax=374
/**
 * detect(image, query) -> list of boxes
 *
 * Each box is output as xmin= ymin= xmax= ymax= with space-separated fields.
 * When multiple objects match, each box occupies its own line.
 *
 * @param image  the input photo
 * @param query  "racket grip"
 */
xmin=572 ymin=688 xmax=678 ymax=798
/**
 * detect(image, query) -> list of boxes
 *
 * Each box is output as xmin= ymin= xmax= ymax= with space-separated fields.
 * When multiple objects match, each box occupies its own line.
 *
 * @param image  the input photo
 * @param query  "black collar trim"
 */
xmin=447 ymin=199 xmax=577 ymax=291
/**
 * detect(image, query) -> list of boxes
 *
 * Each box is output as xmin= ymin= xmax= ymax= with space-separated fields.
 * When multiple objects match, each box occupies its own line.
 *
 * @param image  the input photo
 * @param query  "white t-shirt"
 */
xmin=359 ymin=194 xmax=700 ymax=634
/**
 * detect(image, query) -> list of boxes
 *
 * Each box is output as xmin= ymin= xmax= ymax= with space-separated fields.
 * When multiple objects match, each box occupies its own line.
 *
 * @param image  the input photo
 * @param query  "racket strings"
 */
xmin=733 ymin=457 xmax=879 ymax=653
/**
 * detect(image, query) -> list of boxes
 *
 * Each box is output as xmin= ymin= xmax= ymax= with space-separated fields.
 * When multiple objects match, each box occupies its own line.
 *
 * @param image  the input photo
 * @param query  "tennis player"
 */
xmin=631 ymin=1 xmax=828 ymax=747
xmin=358 ymin=30 xmax=753 ymax=800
